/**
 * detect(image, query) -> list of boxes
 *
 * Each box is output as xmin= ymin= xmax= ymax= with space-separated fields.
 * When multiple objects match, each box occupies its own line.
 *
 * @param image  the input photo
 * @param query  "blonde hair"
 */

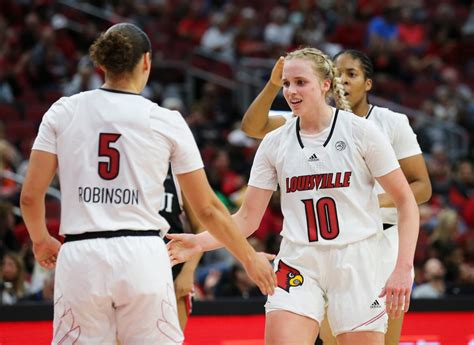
xmin=285 ymin=47 xmax=351 ymax=112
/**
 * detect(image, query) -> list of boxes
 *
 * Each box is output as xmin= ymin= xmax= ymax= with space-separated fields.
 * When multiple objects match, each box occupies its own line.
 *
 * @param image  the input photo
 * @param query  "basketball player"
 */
xmin=19 ymin=23 xmax=276 ymax=345
xmin=239 ymin=49 xmax=432 ymax=345
xmin=167 ymin=47 xmax=420 ymax=345
xmin=160 ymin=166 xmax=203 ymax=330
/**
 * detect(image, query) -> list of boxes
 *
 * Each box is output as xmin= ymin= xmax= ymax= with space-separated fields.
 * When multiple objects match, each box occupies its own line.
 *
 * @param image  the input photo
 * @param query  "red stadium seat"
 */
xmin=5 ymin=121 xmax=37 ymax=142
xmin=25 ymin=103 xmax=51 ymax=122
xmin=0 ymin=103 xmax=21 ymax=122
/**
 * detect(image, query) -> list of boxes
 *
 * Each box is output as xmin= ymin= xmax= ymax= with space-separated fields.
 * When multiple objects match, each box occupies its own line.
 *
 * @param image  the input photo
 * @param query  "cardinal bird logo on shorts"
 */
xmin=276 ymin=260 xmax=304 ymax=292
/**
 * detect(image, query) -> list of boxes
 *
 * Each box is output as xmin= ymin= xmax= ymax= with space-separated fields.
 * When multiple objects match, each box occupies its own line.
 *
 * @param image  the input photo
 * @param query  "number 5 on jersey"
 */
xmin=302 ymin=197 xmax=340 ymax=242
xmin=98 ymin=133 xmax=121 ymax=180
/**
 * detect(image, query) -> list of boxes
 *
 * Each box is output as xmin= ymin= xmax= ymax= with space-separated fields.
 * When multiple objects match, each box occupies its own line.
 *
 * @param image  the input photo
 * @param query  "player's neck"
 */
xmin=299 ymin=104 xmax=333 ymax=134
xmin=352 ymin=101 xmax=370 ymax=118
xmin=103 ymin=74 xmax=142 ymax=94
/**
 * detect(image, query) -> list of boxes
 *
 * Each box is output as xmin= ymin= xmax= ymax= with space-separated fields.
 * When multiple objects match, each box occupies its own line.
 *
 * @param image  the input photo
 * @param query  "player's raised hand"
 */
xmin=33 ymin=235 xmax=61 ymax=270
xmin=379 ymin=266 xmax=413 ymax=319
xmin=166 ymin=233 xmax=202 ymax=266
xmin=270 ymin=56 xmax=284 ymax=88
xmin=241 ymin=252 xmax=277 ymax=296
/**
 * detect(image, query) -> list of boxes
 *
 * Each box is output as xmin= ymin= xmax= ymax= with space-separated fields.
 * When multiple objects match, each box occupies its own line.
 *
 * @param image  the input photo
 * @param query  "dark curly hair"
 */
xmin=89 ymin=23 xmax=151 ymax=75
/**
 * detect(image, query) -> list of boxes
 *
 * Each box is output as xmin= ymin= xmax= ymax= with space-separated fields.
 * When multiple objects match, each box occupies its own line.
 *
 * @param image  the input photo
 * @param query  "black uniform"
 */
xmin=160 ymin=166 xmax=185 ymax=280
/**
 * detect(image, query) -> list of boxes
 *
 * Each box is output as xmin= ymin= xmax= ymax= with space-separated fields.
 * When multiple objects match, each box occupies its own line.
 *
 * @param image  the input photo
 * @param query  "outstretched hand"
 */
xmin=242 ymin=252 xmax=277 ymax=296
xmin=166 ymin=233 xmax=202 ymax=266
xmin=270 ymin=56 xmax=284 ymax=87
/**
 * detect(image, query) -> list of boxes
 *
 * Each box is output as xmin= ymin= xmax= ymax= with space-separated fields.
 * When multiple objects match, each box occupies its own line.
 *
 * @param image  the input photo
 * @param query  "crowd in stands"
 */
xmin=1 ymin=0 xmax=474 ymax=304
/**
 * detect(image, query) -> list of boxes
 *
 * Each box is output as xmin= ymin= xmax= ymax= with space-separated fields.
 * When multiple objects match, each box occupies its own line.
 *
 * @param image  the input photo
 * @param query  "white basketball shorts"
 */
xmin=265 ymin=233 xmax=388 ymax=336
xmin=52 ymin=235 xmax=183 ymax=345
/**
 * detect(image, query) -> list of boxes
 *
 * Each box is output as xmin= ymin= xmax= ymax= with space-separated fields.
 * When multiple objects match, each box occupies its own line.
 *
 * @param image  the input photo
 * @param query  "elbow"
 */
xmin=417 ymin=182 xmax=433 ymax=205
xmin=20 ymin=190 xmax=36 ymax=210
xmin=194 ymin=204 xmax=218 ymax=225
xmin=240 ymin=121 xmax=257 ymax=139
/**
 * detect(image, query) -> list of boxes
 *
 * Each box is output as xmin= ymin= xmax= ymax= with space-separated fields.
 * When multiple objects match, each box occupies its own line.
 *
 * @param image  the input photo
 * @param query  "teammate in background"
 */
xmin=160 ymin=166 xmax=203 ymax=330
xmin=240 ymin=50 xmax=432 ymax=345
xmin=20 ymin=23 xmax=276 ymax=345
xmin=168 ymin=47 xmax=420 ymax=345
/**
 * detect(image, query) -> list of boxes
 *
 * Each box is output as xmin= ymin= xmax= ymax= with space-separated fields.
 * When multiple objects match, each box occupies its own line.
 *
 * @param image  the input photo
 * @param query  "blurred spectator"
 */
xmin=215 ymin=262 xmax=263 ymax=299
xmin=397 ymin=6 xmax=427 ymax=54
xmin=0 ymin=202 xmax=20 ymax=259
xmin=294 ymin=13 xmax=326 ymax=48
xmin=0 ymin=252 xmax=28 ymax=305
xmin=264 ymin=6 xmax=295 ymax=56
xmin=366 ymin=4 xmax=400 ymax=52
xmin=234 ymin=7 xmax=266 ymax=58
xmin=177 ymin=1 xmax=209 ymax=46
xmin=19 ymin=12 xmax=42 ymax=52
xmin=462 ymin=3 xmax=474 ymax=36
xmin=26 ymin=26 xmax=67 ymax=91
xmin=0 ymin=65 xmax=14 ymax=103
xmin=63 ymin=56 xmax=102 ymax=96
xmin=200 ymin=12 xmax=235 ymax=62
xmin=430 ymin=209 xmax=461 ymax=260
xmin=412 ymin=258 xmax=446 ymax=298
xmin=186 ymin=82 xmax=233 ymax=146
xmin=162 ymin=96 xmax=186 ymax=114
xmin=253 ymin=191 xmax=283 ymax=243
xmin=426 ymin=144 xmax=452 ymax=200
xmin=21 ymin=266 xmax=54 ymax=302
xmin=448 ymin=160 xmax=474 ymax=213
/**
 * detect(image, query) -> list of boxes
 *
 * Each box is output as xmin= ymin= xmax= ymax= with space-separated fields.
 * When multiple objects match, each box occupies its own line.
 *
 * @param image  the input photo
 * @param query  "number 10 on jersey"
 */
xmin=302 ymin=197 xmax=340 ymax=242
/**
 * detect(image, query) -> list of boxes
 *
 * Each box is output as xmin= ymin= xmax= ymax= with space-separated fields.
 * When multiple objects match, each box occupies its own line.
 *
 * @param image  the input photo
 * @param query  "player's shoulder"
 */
xmin=371 ymin=105 xmax=409 ymax=125
xmin=266 ymin=115 xmax=295 ymax=139
xmin=337 ymin=108 xmax=370 ymax=130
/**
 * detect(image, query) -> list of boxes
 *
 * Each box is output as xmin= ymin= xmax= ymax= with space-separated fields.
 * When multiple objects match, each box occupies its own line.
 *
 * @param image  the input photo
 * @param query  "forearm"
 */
xmin=379 ymin=180 xmax=432 ymax=208
xmin=181 ymin=252 xmax=202 ymax=273
xmin=395 ymin=198 xmax=419 ymax=270
xmin=20 ymin=194 xmax=49 ymax=243
xmin=197 ymin=200 xmax=255 ymax=265
xmin=195 ymin=209 xmax=255 ymax=252
xmin=241 ymin=81 xmax=281 ymax=139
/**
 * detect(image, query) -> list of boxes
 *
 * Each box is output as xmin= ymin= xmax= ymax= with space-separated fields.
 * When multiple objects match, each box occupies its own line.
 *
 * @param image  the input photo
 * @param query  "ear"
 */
xmin=365 ymin=78 xmax=373 ymax=93
xmin=322 ymin=79 xmax=331 ymax=93
xmin=143 ymin=52 xmax=151 ymax=72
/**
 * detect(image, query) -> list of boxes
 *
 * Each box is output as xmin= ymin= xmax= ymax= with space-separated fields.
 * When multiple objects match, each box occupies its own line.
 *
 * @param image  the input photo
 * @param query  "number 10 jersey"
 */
xmin=248 ymin=108 xmax=400 ymax=246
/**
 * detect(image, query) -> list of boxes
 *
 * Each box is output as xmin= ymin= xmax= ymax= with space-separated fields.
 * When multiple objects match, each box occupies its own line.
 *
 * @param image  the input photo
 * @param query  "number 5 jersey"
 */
xmin=32 ymin=88 xmax=203 ymax=236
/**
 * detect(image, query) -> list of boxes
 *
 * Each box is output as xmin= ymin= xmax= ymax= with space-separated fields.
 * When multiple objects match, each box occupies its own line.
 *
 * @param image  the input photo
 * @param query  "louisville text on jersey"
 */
xmin=78 ymin=186 xmax=139 ymax=205
xmin=285 ymin=172 xmax=352 ymax=193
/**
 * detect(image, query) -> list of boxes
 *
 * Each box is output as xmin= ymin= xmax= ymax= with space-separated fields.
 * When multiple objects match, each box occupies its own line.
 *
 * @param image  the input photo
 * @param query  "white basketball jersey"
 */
xmin=249 ymin=108 xmax=399 ymax=246
xmin=33 ymin=89 xmax=203 ymax=235
xmin=366 ymin=106 xmax=422 ymax=224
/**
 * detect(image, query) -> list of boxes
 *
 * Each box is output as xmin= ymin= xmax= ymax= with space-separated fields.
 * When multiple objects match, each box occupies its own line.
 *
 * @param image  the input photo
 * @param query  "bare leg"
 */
xmin=319 ymin=317 xmax=337 ymax=345
xmin=266 ymin=310 xmax=319 ymax=345
xmin=385 ymin=315 xmax=404 ymax=345
xmin=176 ymin=296 xmax=189 ymax=331
xmin=336 ymin=331 xmax=384 ymax=345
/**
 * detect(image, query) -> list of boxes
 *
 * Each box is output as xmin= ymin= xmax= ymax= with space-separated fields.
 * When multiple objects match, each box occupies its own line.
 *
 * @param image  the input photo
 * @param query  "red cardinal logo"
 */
xmin=276 ymin=260 xmax=304 ymax=292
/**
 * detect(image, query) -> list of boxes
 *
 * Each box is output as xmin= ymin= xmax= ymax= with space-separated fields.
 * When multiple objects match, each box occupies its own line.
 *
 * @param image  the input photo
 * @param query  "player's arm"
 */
xmin=377 ymin=169 xmax=419 ymax=318
xmin=170 ymin=183 xmax=273 ymax=253
xmin=173 ymin=195 xmax=204 ymax=299
xmin=378 ymin=154 xmax=432 ymax=208
xmin=175 ymin=169 xmax=276 ymax=294
xmin=20 ymin=150 xmax=61 ymax=269
xmin=241 ymin=57 xmax=287 ymax=139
